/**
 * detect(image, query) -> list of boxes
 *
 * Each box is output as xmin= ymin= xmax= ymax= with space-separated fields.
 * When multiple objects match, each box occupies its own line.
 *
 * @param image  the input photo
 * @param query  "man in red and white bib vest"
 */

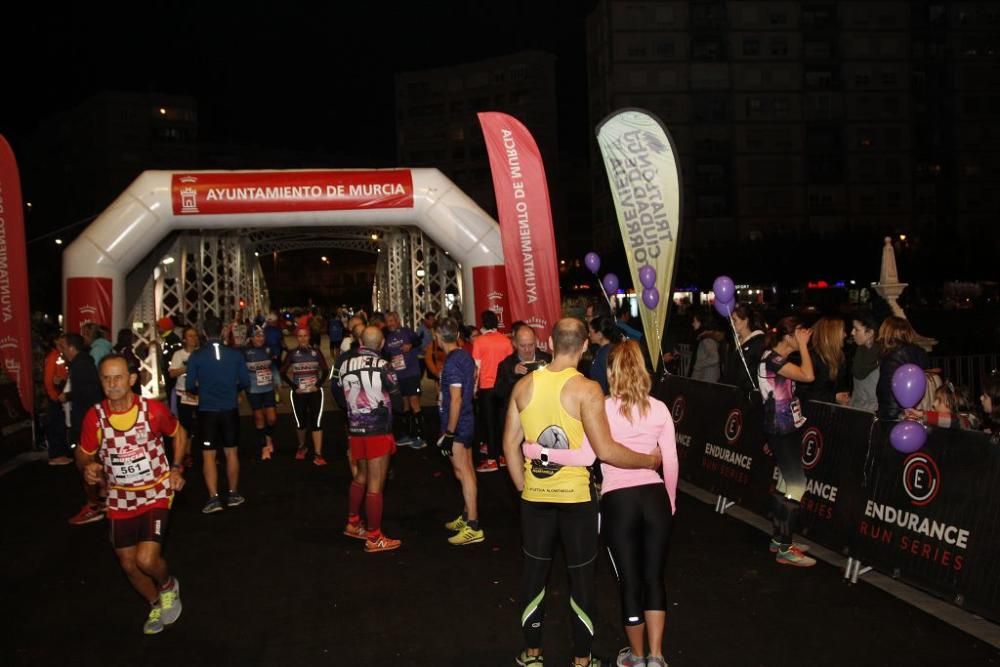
xmin=76 ymin=354 xmax=190 ymax=635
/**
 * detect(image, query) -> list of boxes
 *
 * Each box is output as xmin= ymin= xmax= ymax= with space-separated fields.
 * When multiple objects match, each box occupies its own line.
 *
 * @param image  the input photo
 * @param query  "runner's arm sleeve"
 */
xmin=658 ymin=414 xmax=679 ymax=514
xmin=522 ymin=437 xmax=596 ymax=466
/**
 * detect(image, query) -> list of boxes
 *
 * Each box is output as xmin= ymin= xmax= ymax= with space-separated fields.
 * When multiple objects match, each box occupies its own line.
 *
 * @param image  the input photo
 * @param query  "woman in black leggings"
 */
xmin=523 ymin=341 xmax=678 ymax=666
xmin=758 ymin=316 xmax=816 ymax=567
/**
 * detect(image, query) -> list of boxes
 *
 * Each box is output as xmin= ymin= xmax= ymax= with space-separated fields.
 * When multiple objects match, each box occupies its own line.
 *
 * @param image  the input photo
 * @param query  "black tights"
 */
xmin=601 ymin=483 xmax=672 ymax=625
xmin=520 ymin=498 xmax=599 ymax=658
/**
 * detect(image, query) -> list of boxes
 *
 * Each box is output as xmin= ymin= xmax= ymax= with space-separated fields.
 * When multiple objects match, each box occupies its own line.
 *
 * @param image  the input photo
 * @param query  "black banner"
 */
xmin=653 ymin=375 xmax=1000 ymax=623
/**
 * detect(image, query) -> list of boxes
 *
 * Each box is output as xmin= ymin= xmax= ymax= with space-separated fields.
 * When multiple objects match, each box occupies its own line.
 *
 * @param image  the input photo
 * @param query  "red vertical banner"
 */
xmin=472 ymin=266 xmax=512 ymax=333
xmin=65 ymin=277 xmax=113 ymax=334
xmin=0 ymin=136 xmax=34 ymax=415
xmin=477 ymin=112 xmax=562 ymax=350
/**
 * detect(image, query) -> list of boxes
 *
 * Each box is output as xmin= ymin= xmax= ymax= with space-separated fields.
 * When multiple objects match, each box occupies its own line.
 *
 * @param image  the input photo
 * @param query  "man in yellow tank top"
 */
xmin=503 ymin=318 xmax=661 ymax=667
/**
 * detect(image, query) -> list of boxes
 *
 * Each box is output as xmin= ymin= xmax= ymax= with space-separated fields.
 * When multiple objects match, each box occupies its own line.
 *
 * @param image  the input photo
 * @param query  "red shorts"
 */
xmin=349 ymin=434 xmax=396 ymax=461
xmin=110 ymin=508 xmax=170 ymax=549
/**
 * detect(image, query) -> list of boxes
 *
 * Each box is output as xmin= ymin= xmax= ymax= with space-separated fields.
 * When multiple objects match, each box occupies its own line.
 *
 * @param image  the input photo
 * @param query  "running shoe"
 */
xmin=68 ymin=504 xmax=105 ymax=525
xmin=769 ymin=538 xmax=811 ymax=554
xmin=143 ymin=604 xmax=164 ymax=635
xmin=498 ymin=456 xmax=507 ymax=468
xmin=396 ymin=435 xmax=416 ymax=448
xmin=776 ymin=546 xmax=816 ymax=567
xmin=343 ymin=521 xmax=368 ymax=540
xmin=313 ymin=455 xmax=328 ymax=467
xmin=447 ymin=524 xmax=485 ymax=546
xmin=479 ymin=442 xmax=489 ymax=455
xmin=295 ymin=447 xmax=307 ymax=460
xmin=444 ymin=515 xmax=466 ymax=531
xmin=364 ymin=534 xmax=402 ymax=553
xmin=515 ymin=651 xmax=544 ymax=666
xmin=409 ymin=437 xmax=427 ymax=450
xmin=616 ymin=647 xmax=646 ymax=666
xmin=202 ymin=496 xmax=224 ymax=514
xmin=476 ymin=459 xmax=499 ymax=473
xmin=226 ymin=491 xmax=246 ymax=508
xmin=48 ymin=456 xmax=73 ymax=466
xmin=645 ymin=657 xmax=668 ymax=667
xmin=158 ymin=578 xmax=183 ymax=626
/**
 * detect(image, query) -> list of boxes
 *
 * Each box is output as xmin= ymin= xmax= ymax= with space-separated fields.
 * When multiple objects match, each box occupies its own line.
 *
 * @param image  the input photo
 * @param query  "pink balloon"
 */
xmin=892 ymin=364 xmax=926 ymax=410
xmin=890 ymin=420 xmax=927 ymax=454
xmin=642 ymin=287 xmax=660 ymax=309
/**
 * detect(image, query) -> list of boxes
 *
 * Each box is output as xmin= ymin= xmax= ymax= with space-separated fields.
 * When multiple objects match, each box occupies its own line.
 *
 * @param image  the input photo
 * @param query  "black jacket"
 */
xmin=721 ymin=330 xmax=766 ymax=394
xmin=66 ymin=353 xmax=103 ymax=441
xmin=876 ymin=344 xmax=929 ymax=420
xmin=494 ymin=349 xmax=553 ymax=403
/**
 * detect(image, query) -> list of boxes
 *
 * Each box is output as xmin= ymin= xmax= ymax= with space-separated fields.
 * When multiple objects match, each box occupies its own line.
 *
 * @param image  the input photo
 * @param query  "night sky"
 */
xmin=2 ymin=1 xmax=592 ymax=160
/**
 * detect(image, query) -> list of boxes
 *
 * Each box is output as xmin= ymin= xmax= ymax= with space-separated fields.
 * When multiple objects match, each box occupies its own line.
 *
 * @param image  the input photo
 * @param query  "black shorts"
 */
xmin=247 ymin=391 xmax=276 ymax=410
xmin=197 ymin=409 xmax=240 ymax=450
xmin=291 ymin=389 xmax=325 ymax=432
xmin=110 ymin=508 xmax=170 ymax=549
xmin=398 ymin=375 xmax=421 ymax=397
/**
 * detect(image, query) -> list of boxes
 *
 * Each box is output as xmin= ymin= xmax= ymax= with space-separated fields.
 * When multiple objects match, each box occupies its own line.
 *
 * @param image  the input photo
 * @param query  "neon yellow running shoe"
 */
xmin=444 ymin=515 xmax=466 ymax=532
xmin=447 ymin=524 xmax=484 ymax=546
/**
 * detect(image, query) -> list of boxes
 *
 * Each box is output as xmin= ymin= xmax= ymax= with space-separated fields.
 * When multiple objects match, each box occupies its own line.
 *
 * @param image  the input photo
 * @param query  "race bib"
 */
xmin=256 ymin=367 xmax=273 ymax=386
xmin=179 ymin=390 xmax=199 ymax=406
xmin=299 ymin=375 xmax=317 ymax=391
xmin=791 ymin=398 xmax=806 ymax=428
xmin=391 ymin=354 xmax=406 ymax=371
xmin=110 ymin=449 xmax=153 ymax=486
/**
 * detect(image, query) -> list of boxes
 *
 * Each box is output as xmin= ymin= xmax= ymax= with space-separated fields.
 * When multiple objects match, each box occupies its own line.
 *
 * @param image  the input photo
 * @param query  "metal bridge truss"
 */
xmin=125 ymin=227 xmax=461 ymax=398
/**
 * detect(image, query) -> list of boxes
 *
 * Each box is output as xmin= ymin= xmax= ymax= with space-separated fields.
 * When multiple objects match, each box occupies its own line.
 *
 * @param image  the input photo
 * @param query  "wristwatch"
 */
xmin=540 ymin=448 xmax=550 ymax=466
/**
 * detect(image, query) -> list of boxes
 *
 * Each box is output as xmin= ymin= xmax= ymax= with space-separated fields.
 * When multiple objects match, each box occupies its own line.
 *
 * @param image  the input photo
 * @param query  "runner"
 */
xmin=75 ymin=354 xmax=188 ymax=635
xmin=243 ymin=326 xmax=279 ymax=460
xmin=522 ymin=340 xmax=678 ymax=667
xmin=384 ymin=311 xmax=426 ymax=448
xmin=503 ymin=318 xmax=661 ymax=667
xmin=168 ymin=327 xmax=200 ymax=466
xmin=471 ymin=310 xmax=512 ymax=472
xmin=185 ymin=316 xmax=251 ymax=513
xmin=435 ymin=317 xmax=484 ymax=546
xmin=335 ymin=326 xmax=404 ymax=553
xmin=282 ymin=327 xmax=330 ymax=465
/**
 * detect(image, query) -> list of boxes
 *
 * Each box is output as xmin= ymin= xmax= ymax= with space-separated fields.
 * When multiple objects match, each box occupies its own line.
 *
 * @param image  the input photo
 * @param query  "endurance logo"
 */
xmin=801 ymin=426 xmax=824 ymax=470
xmin=670 ymin=396 xmax=686 ymax=424
xmin=724 ymin=408 xmax=743 ymax=444
xmin=903 ymin=452 xmax=941 ymax=507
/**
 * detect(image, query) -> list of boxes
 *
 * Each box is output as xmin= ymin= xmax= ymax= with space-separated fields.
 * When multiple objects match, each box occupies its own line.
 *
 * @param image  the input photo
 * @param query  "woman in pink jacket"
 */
xmin=523 ymin=340 xmax=678 ymax=667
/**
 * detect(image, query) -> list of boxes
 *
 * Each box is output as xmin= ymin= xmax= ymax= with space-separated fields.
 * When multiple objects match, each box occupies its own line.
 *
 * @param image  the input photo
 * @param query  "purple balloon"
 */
xmin=713 ymin=275 xmax=735 ymax=304
xmin=639 ymin=265 xmax=657 ymax=289
xmin=714 ymin=299 xmax=734 ymax=318
xmin=890 ymin=420 xmax=927 ymax=454
xmin=892 ymin=363 xmax=927 ymax=410
xmin=602 ymin=273 xmax=619 ymax=295
xmin=585 ymin=252 xmax=601 ymax=274
xmin=642 ymin=287 xmax=660 ymax=309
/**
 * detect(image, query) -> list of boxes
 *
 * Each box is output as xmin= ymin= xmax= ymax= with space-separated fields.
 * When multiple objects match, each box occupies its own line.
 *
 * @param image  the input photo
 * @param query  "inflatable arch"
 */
xmin=63 ymin=168 xmax=510 ymax=334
